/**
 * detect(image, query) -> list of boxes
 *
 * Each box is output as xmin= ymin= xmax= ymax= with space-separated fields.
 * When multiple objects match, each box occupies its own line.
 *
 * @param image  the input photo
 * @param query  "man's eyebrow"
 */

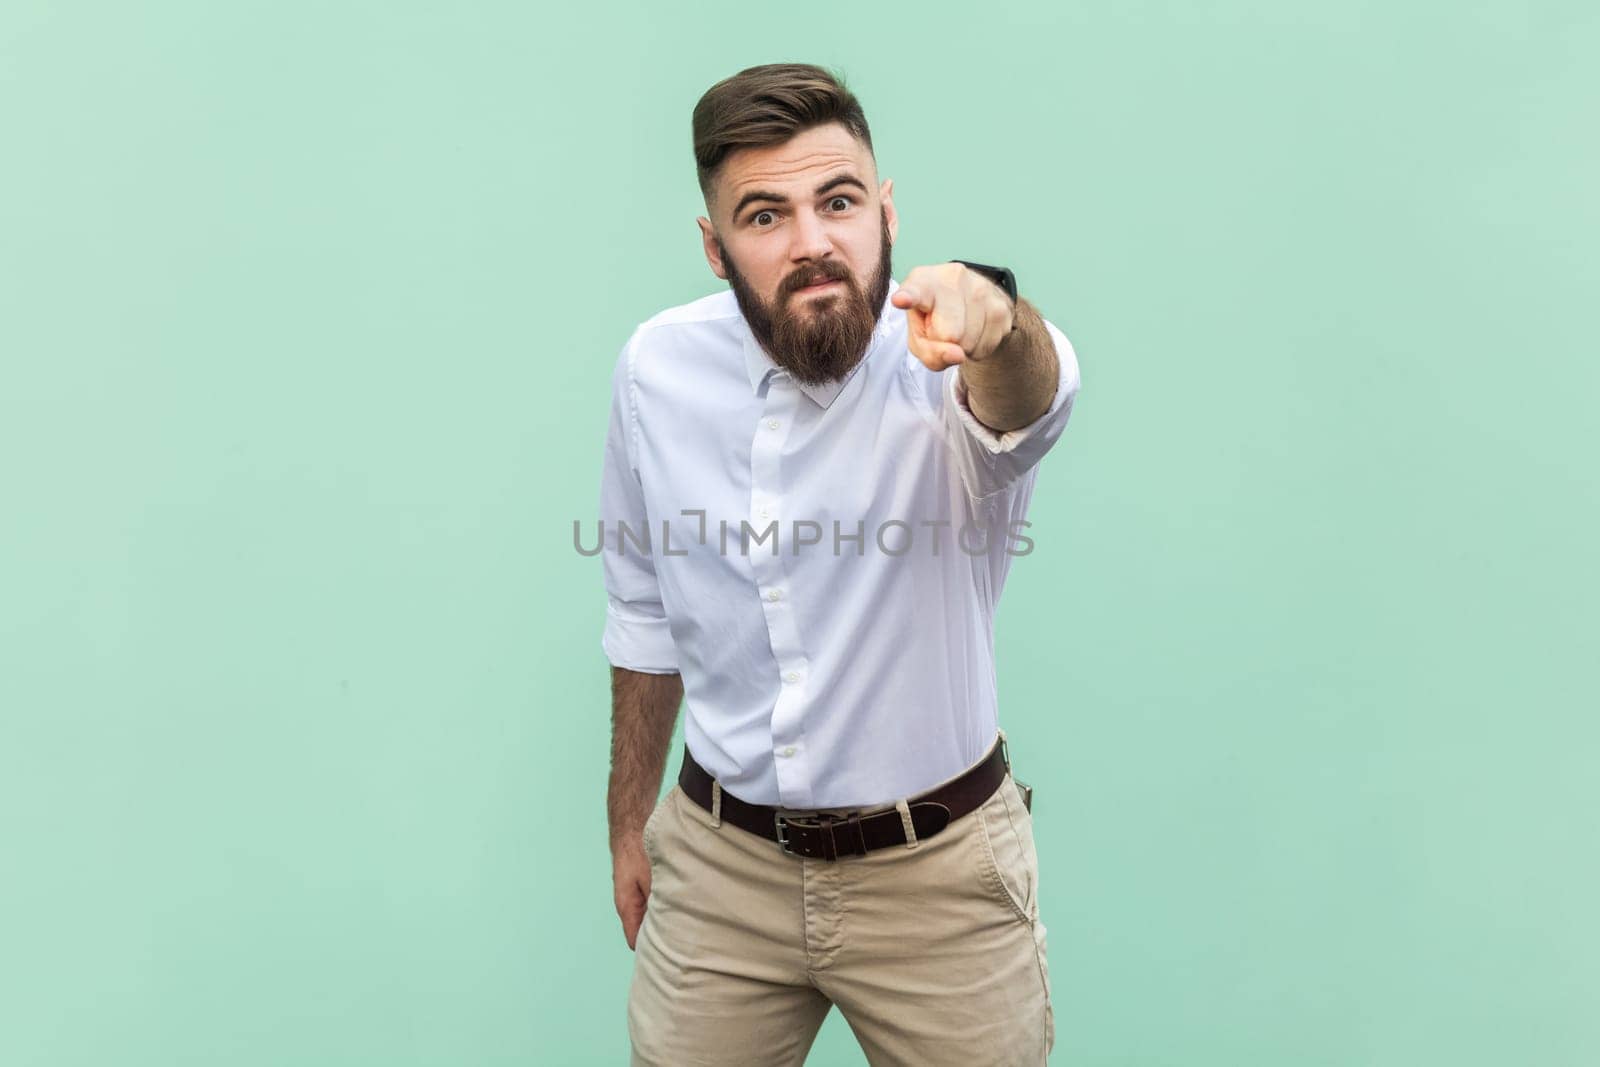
xmin=731 ymin=174 xmax=870 ymax=221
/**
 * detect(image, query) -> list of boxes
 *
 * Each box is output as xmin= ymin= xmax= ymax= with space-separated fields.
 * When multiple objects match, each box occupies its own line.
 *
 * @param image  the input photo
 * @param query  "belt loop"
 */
xmin=997 ymin=727 xmax=1011 ymax=774
xmin=896 ymin=798 xmax=919 ymax=849
xmin=710 ymin=780 xmax=723 ymax=827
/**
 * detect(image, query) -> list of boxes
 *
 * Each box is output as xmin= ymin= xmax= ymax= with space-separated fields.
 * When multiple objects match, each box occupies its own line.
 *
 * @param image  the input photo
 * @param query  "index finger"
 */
xmin=892 ymin=284 xmax=935 ymax=312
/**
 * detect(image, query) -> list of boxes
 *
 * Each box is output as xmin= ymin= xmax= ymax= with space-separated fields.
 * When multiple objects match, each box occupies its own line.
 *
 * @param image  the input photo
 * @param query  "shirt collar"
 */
xmin=742 ymin=277 xmax=902 ymax=410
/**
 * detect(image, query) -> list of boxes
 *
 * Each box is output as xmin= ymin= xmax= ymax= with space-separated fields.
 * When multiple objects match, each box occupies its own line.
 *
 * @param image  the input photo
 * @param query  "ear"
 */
xmin=880 ymin=178 xmax=899 ymax=246
xmin=697 ymin=217 xmax=728 ymax=280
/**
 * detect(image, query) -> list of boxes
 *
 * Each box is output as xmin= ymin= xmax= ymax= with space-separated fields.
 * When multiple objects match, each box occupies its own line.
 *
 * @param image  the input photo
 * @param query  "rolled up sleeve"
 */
xmin=941 ymin=317 xmax=1081 ymax=501
xmin=598 ymin=331 xmax=679 ymax=673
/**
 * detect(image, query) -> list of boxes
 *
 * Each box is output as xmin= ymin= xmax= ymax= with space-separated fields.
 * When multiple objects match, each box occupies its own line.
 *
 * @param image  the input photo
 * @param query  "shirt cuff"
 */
xmin=601 ymin=601 xmax=679 ymax=673
xmin=601 ymin=601 xmax=675 ymax=675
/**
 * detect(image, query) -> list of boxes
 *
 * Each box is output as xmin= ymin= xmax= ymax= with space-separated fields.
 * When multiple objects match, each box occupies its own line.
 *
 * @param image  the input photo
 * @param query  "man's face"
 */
xmin=697 ymin=123 xmax=900 ymax=387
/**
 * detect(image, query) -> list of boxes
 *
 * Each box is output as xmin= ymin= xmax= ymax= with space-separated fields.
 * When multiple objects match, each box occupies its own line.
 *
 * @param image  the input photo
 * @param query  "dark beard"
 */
xmin=719 ymin=212 xmax=893 ymax=388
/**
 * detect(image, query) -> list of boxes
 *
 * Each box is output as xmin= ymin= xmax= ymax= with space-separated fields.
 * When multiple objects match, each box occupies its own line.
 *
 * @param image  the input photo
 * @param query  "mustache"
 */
xmin=784 ymin=264 xmax=852 ymax=293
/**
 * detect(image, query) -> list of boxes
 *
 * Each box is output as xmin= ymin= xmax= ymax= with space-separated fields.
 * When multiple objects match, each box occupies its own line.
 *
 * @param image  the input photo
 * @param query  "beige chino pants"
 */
xmin=627 ymin=739 xmax=1055 ymax=1065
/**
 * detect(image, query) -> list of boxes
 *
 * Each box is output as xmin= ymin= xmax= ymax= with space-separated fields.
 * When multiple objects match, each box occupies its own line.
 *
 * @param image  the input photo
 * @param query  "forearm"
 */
xmin=957 ymin=297 xmax=1058 ymax=433
xmin=607 ymin=666 xmax=684 ymax=854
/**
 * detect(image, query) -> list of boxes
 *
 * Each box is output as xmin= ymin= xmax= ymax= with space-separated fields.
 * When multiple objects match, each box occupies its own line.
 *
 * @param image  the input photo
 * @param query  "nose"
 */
xmin=788 ymin=205 xmax=834 ymax=264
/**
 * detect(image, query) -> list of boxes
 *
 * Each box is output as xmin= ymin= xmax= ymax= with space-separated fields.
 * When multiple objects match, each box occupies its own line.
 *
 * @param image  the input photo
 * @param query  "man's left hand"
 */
xmin=890 ymin=262 xmax=1017 ymax=372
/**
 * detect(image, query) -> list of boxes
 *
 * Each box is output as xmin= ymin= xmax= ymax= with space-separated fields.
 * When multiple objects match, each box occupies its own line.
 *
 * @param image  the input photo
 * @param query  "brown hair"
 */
xmin=692 ymin=63 xmax=875 ymax=210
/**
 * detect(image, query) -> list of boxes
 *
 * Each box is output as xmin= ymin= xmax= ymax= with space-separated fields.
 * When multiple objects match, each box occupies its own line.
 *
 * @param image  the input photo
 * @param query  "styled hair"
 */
xmin=692 ymin=63 xmax=875 ymax=209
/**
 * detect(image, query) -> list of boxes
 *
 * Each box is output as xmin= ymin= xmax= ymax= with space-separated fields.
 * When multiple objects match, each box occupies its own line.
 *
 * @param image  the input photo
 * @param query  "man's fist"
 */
xmin=613 ymin=834 xmax=652 ymax=951
xmin=890 ymin=262 xmax=1017 ymax=372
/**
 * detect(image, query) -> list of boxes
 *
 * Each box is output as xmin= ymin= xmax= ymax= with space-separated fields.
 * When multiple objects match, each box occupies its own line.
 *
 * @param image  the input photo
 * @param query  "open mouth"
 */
xmin=796 ymin=279 xmax=841 ymax=294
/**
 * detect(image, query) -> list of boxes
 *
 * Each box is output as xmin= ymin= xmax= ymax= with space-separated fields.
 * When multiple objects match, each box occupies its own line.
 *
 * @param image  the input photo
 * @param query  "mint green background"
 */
xmin=2 ymin=2 xmax=1595 ymax=1064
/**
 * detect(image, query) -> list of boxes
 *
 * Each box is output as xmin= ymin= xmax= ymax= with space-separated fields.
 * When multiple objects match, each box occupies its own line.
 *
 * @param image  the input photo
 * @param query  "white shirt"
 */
xmin=597 ymin=277 xmax=1081 ymax=809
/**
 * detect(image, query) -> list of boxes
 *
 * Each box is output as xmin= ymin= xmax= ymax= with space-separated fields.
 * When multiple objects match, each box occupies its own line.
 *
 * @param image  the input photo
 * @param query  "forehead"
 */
xmin=716 ymin=124 xmax=875 ymax=210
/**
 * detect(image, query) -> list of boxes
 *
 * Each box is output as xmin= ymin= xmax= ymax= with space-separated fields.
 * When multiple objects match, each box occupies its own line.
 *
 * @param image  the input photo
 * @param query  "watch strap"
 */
xmin=949 ymin=260 xmax=1018 ymax=305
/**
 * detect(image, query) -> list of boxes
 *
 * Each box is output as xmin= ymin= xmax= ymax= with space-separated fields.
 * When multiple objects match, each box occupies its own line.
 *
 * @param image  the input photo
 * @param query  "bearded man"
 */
xmin=599 ymin=61 xmax=1082 ymax=1066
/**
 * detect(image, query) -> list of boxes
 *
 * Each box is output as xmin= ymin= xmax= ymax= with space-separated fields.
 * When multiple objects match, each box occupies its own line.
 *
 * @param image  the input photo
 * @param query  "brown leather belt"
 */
xmin=676 ymin=734 xmax=1010 ymax=861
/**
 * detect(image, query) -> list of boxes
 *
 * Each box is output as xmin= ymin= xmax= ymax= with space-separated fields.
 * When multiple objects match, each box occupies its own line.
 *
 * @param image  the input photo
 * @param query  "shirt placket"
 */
xmin=750 ymin=373 xmax=813 ymax=809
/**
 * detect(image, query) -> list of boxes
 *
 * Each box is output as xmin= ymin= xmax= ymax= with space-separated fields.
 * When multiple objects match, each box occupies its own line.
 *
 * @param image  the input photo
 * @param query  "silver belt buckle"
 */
xmin=774 ymin=810 xmax=817 ymax=856
xmin=774 ymin=811 xmax=791 ymax=851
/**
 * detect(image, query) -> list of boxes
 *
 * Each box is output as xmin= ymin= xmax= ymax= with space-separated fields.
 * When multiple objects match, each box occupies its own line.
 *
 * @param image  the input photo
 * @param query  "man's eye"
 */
xmin=753 ymin=210 xmax=776 ymax=227
xmin=828 ymin=196 xmax=852 ymax=211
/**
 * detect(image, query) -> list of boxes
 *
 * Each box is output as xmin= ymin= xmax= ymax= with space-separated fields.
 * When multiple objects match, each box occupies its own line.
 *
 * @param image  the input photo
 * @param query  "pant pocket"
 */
xmin=642 ymin=784 xmax=676 ymax=861
xmin=976 ymin=777 xmax=1035 ymax=924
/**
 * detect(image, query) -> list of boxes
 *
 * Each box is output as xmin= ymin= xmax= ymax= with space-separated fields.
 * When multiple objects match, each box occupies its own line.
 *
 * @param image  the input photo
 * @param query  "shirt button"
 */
xmin=766 ymin=418 xmax=779 ymax=430
xmin=767 ymin=589 xmax=782 ymax=601
xmin=784 ymin=671 xmax=799 ymax=684
xmin=780 ymin=746 xmax=796 ymax=757
xmin=759 ymin=505 xmax=770 ymax=519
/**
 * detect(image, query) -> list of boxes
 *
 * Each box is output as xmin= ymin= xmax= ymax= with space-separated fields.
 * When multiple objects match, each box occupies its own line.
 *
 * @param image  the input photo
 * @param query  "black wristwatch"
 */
xmin=949 ymin=260 xmax=1018 ymax=306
